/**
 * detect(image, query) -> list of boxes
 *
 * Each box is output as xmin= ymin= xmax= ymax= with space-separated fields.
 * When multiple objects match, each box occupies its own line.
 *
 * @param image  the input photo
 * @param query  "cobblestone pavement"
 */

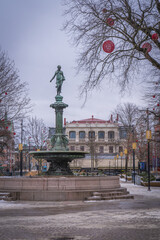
xmin=0 ymin=182 xmax=160 ymax=240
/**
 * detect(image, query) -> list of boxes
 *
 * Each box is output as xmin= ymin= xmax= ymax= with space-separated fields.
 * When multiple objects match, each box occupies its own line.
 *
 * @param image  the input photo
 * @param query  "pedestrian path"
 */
xmin=120 ymin=180 xmax=160 ymax=199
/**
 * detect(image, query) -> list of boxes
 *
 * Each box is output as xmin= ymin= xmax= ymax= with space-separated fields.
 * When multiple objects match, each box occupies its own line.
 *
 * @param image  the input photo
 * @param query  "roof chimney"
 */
xmin=116 ymin=114 xmax=119 ymax=122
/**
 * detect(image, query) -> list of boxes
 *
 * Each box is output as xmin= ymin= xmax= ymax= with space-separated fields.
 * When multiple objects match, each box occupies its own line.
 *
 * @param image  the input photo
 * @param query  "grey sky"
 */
xmin=0 ymin=0 xmax=145 ymax=127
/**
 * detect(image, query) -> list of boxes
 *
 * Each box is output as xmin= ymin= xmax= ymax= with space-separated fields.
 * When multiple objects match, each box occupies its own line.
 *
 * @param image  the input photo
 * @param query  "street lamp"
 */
xmin=132 ymin=142 xmax=137 ymax=185
xmin=124 ymin=148 xmax=128 ymax=182
xmin=116 ymin=154 xmax=119 ymax=174
xmin=18 ymin=143 xmax=23 ymax=176
xmin=120 ymin=152 xmax=123 ymax=178
xmin=146 ymin=130 xmax=152 ymax=191
xmin=114 ymin=156 xmax=116 ymax=174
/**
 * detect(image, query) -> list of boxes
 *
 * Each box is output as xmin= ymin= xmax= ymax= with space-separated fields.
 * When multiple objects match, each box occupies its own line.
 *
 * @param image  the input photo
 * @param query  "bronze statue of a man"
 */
xmin=50 ymin=65 xmax=65 ymax=95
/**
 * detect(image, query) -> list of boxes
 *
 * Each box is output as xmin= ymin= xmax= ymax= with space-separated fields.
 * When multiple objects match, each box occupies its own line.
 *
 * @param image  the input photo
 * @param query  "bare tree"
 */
xmin=63 ymin=0 xmax=160 ymax=94
xmin=25 ymin=117 xmax=48 ymax=150
xmin=113 ymin=103 xmax=147 ymax=163
xmin=24 ymin=117 xmax=48 ymax=173
xmin=0 ymin=49 xmax=31 ymax=123
xmin=0 ymin=49 xmax=31 ymax=164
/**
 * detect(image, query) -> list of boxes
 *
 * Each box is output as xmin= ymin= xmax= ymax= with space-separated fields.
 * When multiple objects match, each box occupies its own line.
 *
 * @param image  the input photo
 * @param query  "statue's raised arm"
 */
xmin=50 ymin=65 xmax=65 ymax=95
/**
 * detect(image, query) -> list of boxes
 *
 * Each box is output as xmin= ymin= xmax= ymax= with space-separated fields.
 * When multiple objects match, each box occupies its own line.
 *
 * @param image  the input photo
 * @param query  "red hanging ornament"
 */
xmin=157 ymin=103 xmax=160 ymax=106
xmin=43 ymin=140 xmax=45 ymax=143
xmin=13 ymin=132 xmax=16 ymax=135
xmin=103 ymin=40 xmax=115 ymax=53
xmin=152 ymin=33 xmax=158 ymax=40
xmin=106 ymin=18 xmax=114 ymax=26
xmin=102 ymin=8 xmax=107 ymax=13
xmin=142 ymin=43 xmax=152 ymax=52
xmin=153 ymin=95 xmax=155 ymax=98
xmin=153 ymin=108 xmax=155 ymax=110
xmin=6 ymin=126 xmax=8 ymax=129
xmin=5 ymin=92 xmax=7 ymax=95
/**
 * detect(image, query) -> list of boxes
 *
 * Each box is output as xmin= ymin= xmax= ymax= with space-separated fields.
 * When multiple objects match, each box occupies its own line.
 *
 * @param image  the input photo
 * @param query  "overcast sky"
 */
xmin=0 ymin=0 xmax=145 ymax=127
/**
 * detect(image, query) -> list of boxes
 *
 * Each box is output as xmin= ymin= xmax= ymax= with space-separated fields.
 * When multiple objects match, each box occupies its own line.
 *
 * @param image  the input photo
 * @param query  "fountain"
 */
xmin=30 ymin=65 xmax=86 ymax=175
xmin=0 ymin=66 xmax=123 ymax=201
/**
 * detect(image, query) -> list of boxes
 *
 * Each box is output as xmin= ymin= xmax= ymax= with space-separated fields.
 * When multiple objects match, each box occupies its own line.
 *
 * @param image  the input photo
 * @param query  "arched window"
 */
xmin=69 ymin=131 xmax=76 ymax=139
xmin=108 ymin=131 xmax=115 ymax=139
xmin=79 ymin=131 xmax=85 ymax=139
xmin=98 ymin=131 xmax=105 ymax=139
xmin=88 ymin=131 xmax=95 ymax=139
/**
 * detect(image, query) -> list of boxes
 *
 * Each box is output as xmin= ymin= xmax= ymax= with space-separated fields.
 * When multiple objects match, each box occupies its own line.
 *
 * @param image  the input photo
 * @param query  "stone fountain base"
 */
xmin=0 ymin=176 xmax=120 ymax=201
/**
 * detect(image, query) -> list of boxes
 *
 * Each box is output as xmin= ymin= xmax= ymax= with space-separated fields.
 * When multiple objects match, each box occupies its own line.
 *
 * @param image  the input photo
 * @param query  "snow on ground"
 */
xmin=120 ymin=181 xmax=160 ymax=199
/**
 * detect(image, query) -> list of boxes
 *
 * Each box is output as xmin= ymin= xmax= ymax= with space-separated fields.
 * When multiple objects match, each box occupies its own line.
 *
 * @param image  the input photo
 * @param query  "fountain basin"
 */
xmin=0 ymin=176 xmax=120 ymax=201
xmin=30 ymin=151 xmax=87 ymax=175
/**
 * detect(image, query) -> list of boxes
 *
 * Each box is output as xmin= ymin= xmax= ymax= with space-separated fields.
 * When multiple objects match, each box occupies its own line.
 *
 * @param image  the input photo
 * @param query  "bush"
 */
xmin=141 ymin=173 xmax=156 ymax=182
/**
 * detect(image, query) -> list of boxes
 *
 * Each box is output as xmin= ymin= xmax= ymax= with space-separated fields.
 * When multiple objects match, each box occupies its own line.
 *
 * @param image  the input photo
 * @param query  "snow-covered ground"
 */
xmin=121 ymin=181 xmax=160 ymax=199
xmin=0 ymin=180 xmax=160 ymax=210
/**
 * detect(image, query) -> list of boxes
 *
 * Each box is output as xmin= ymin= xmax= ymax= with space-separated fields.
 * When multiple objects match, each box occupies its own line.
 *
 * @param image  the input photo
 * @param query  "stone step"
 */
xmin=87 ymin=194 xmax=134 ymax=201
xmin=0 ymin=192 xmax=13 ymax=201
xmin=86 ymin=187 xmax=134 ymax=201
xmin=102 ymin=195 xmax=134 ymax=200
xmin=93 ymin=191 xmax=126 ymax=197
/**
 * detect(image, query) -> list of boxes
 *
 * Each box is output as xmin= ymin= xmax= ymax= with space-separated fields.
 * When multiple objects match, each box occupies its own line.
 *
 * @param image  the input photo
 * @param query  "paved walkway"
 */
xmin=0 ymin=181 xmax=160 ymax=240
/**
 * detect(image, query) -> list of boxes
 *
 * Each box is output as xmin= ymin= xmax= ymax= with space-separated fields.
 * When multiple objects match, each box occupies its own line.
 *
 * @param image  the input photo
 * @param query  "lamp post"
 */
xmin=116 ymin=154 xmax=119 ymax=174
xmin=120 ymin=151 xmax=123 ymax=178
xmin=132 ymin=142 xmax=137 ymax=185
xmin=114 ymin=156 xmax=116 ymax=174
xmin=146 ymin=130 xmax=152 ymax=191
xmin=19 ymin=143 xmax=23 ymax=176
xmin=28 ymin=137 xmax=31 ymax=172
xmin=124 ymin=148 xmax=128 ymax=182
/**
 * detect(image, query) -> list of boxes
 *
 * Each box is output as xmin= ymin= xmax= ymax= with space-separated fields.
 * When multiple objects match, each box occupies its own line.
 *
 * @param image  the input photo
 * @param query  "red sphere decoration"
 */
xmin=5 ymin=92 xmax=7 ymax=95
xmin=136 ymin=140 xmax=138 ymax=142
xmin=142 ymin=43 xmax=152 ymax=52
xmin=157 ymin=103 xmax=160 ymax=106
xmin=152 ymin=33 xmax=158 ymax=40
xmin=6 ymin=126 xmax=8 ymax=129
xmin=13 ymin=132 xmax=16 ymax=135
xmin=106 ymin=18 xmax=114 ymax=26
xmin=102 ymin=8 xmax=107 ymax=13
xmin=153 ymin=95 xmax=155 ymax=98
xmin=153 ymin=108 xmax=155 ymax=110
xmin=103 ymin=40 xmax=115 ymax=53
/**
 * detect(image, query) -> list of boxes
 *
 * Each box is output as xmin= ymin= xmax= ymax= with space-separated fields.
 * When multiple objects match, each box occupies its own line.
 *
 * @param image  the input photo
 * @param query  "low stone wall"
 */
xmin=0 ymin=176 xmax=120 ymax=201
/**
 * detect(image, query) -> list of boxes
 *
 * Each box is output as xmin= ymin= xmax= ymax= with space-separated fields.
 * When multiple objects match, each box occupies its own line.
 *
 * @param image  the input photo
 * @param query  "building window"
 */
xmin=99 ymin=146 xmax=104 ymax=153
xmin=88 ymin=131 xmax=95 ymax=139
xmin=69 ymin=131 xmax=76 ymax=139
xmin=80 ymin=146 xmax=85 ymax=151
xmin=108 ymin=131 xmax=115 ymax=139
xmin=119 ymin=129 xmax=127 ymax=139
xmin=79 ymin=131 xmax=85 ymax=139
xmin=119 ymin=146 xmax=123 ymax=153
xmin=98 ymin=131 xmax=105 ymax=139
xmin=70 ymin=146 xmax=75 ymax=151
xmin=109 ymin=146 xmax=113 ymax=153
